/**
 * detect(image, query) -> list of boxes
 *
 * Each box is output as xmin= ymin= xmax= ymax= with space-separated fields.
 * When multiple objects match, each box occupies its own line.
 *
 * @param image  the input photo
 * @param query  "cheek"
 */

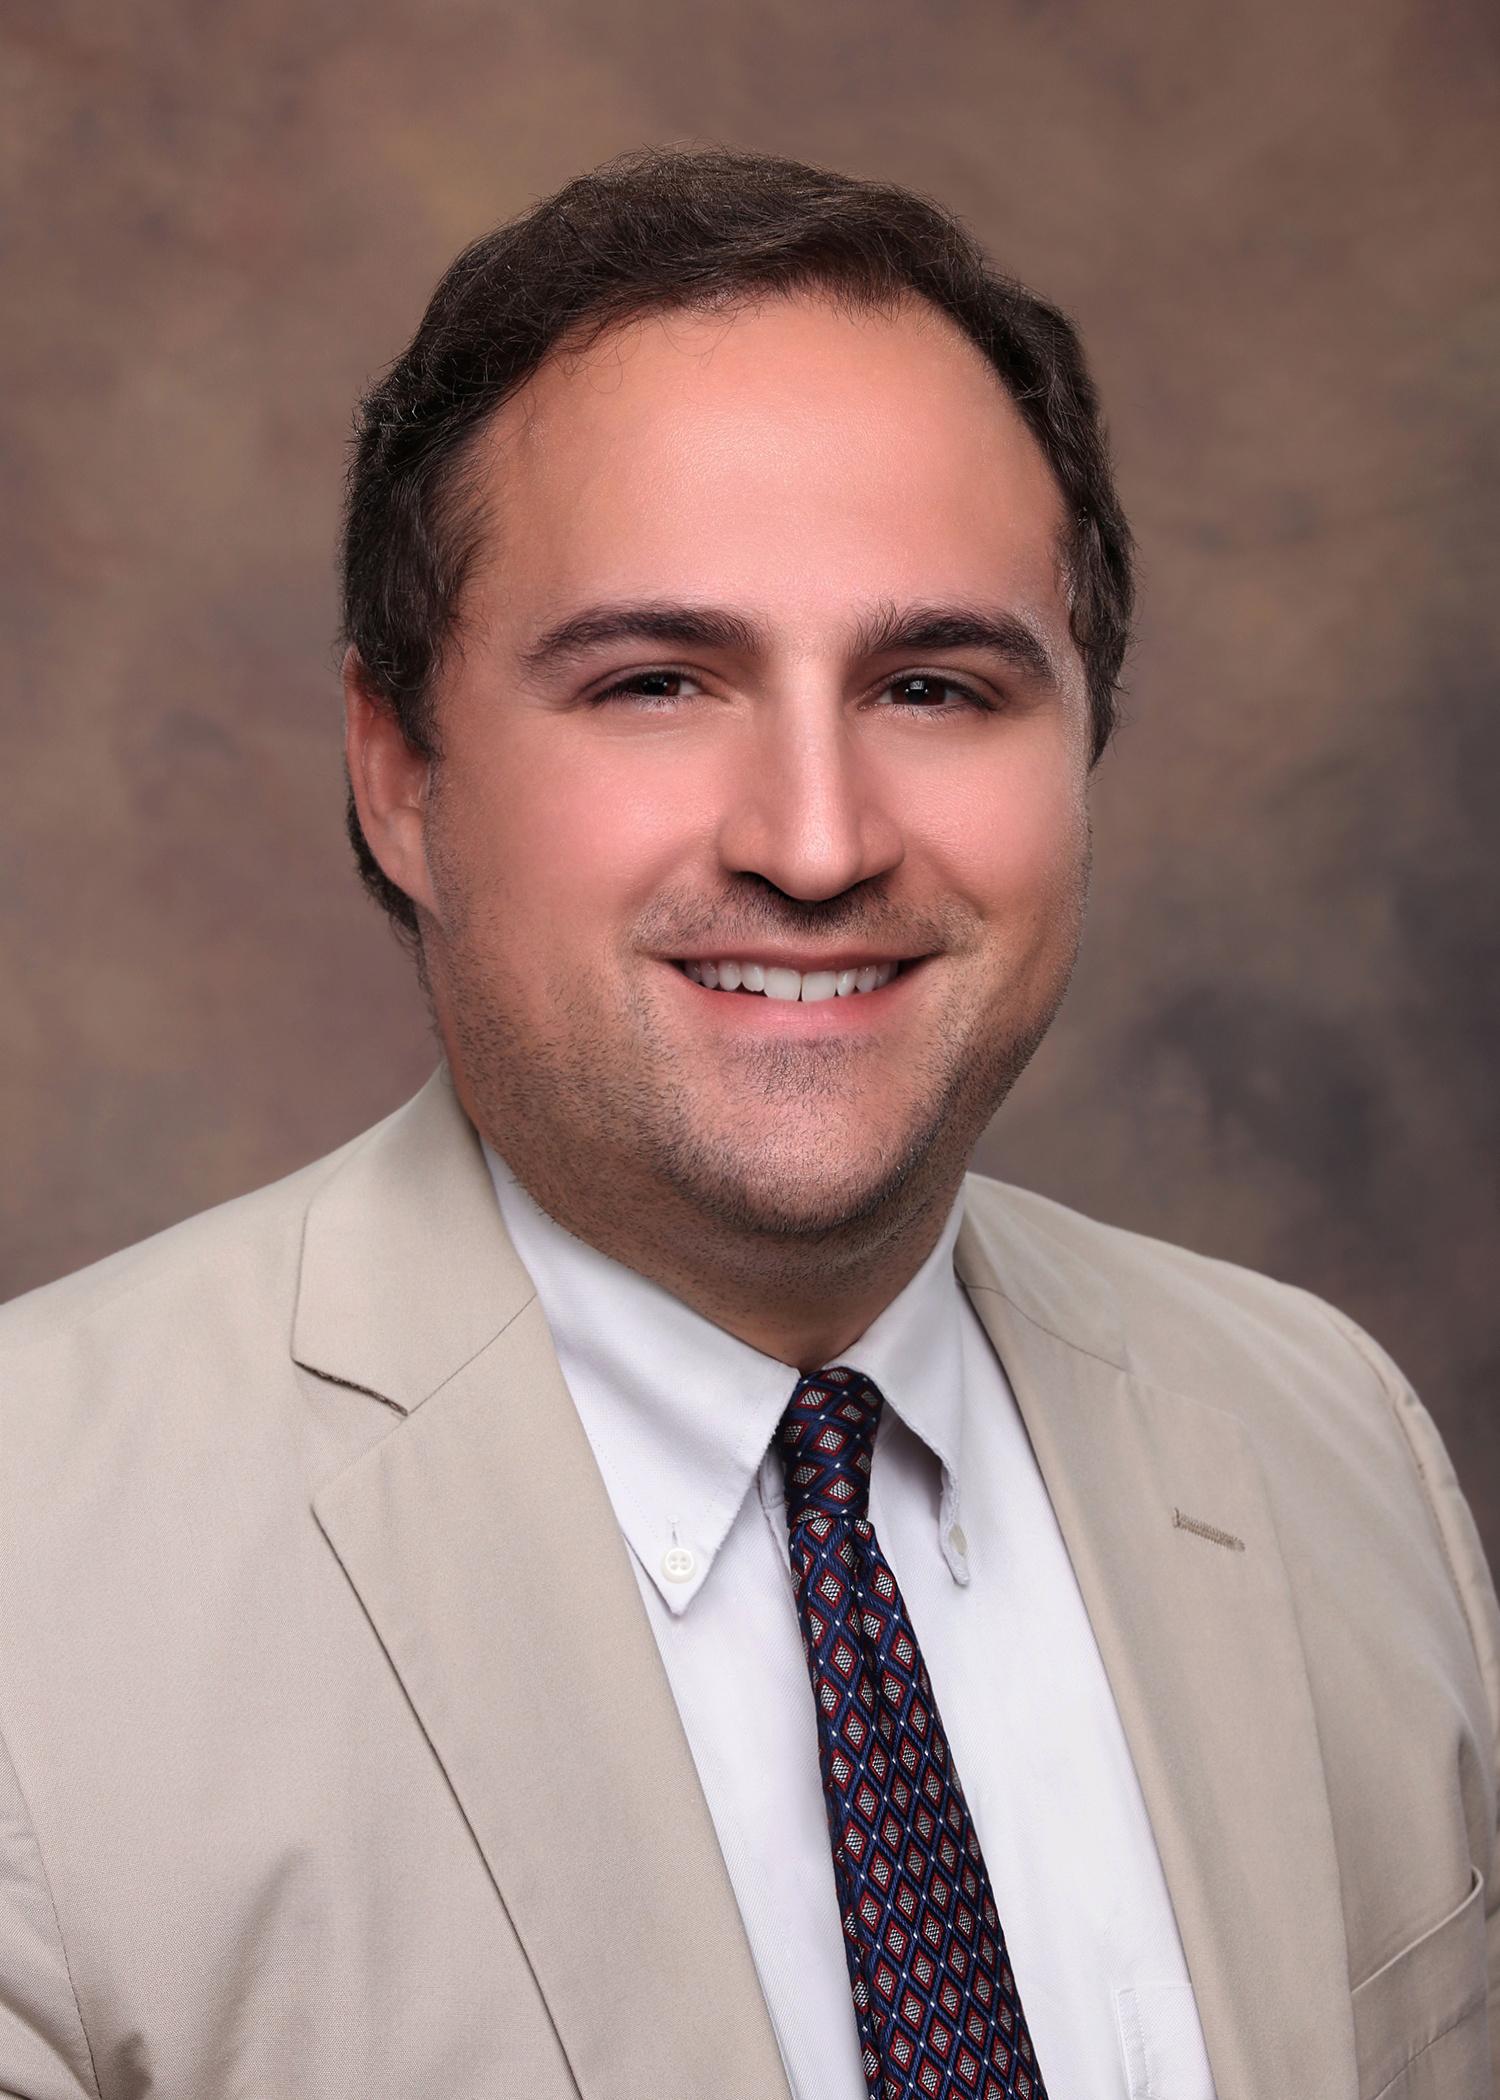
xmin=438 ymin=724 xmax=711 ymax=946
xmin=911 ymin=741 xmax=1089 ymax=927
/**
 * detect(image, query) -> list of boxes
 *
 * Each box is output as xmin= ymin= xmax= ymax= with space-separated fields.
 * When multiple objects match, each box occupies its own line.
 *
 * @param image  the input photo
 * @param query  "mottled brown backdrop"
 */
xmin=3 ymin=0 xmax=1498 ymax=1550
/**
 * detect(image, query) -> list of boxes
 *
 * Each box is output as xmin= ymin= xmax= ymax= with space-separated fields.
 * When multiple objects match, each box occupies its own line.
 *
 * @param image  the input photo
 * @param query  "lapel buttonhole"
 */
xmin=1172 ymin=1507 xmax=1247 ymax=1553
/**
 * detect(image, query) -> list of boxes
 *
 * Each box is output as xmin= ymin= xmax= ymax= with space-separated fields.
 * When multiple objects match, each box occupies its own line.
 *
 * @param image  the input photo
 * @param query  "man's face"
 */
xmin=373 ymin=295 xmax=1092 ymax=1244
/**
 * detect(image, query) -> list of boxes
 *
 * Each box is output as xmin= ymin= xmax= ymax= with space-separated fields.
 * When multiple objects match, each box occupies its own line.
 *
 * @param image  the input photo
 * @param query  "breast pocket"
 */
xmin=1351 ymin=1867 xmax=1488 ymax=2100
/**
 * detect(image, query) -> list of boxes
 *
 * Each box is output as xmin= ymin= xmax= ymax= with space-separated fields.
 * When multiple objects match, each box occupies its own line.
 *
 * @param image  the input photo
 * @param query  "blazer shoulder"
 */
xmin=956 ymin=1172 xmax=1472 ymax=1557
xmin=961 ymin=1174 xmax=1500 ymax=1721
xmin=960 ymin=1169 xmax=1393 ymax=1397
xmin=0 ymin=1120 xmax=379 ymax=1366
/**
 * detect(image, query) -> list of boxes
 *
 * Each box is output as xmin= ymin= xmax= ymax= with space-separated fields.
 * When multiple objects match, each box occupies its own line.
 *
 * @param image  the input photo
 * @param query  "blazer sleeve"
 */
xmin=0 ymin=1731 xmax=98 ymax=2100
xmin=1393 ymin=1381 xmax=1500 ymax=2084
xmin=1326 ymin=1302 xmax=1500 ymax=2076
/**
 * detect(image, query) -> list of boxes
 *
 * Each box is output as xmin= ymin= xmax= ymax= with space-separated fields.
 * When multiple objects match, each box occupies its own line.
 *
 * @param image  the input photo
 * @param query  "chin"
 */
xmin=655 ymin=1113 xmax=951 ymax=1243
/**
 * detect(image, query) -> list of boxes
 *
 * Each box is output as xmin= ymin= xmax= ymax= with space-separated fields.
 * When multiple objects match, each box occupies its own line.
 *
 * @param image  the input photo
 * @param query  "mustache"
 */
xmin=632 ymin=874 xmax=972 ymax=953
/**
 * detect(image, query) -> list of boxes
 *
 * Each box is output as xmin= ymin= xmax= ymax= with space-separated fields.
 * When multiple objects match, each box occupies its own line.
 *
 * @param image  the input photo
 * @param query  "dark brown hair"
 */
xmin=341 ymin=147 xmax=1134 ymax=935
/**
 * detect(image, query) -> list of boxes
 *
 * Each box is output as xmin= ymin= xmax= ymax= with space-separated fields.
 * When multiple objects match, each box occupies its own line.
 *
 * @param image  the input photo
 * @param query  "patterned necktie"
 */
xmin=776 ymin=1367 xmax=1047 ymax=2100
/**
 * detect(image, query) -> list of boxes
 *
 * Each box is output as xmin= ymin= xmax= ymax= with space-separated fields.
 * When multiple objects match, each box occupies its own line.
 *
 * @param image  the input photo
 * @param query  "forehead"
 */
xmin=472 ymin=294 xmax=1068 ymax=629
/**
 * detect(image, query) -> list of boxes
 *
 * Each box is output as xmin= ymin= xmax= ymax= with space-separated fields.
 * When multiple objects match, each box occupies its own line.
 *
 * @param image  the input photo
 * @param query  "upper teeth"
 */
xmin=681 ymin=960 xmax=899 ymax=1000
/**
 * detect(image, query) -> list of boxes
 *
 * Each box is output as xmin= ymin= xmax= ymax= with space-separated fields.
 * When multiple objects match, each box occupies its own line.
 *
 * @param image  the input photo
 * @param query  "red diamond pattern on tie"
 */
xmin=777 ymin=1367 xmax=1047 ymax=2100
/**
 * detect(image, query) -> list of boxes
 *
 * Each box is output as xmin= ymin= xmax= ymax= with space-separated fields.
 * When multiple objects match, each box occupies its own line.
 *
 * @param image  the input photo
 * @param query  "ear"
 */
xmin=343 ymin=649 xmax=441 ymax=919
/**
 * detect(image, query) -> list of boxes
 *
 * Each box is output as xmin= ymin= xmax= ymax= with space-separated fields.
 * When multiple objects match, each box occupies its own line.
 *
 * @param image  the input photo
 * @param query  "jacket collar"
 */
xmin=955 ymin=1176 xmax=1128 ymax=1370
xmin=292 ymin=1068 xmax=532 ymax=1413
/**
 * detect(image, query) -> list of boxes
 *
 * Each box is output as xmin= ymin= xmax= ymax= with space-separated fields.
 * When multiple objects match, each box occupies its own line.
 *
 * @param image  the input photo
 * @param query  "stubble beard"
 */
xmin=430 ymin=876 xmax=1082 ymax=1300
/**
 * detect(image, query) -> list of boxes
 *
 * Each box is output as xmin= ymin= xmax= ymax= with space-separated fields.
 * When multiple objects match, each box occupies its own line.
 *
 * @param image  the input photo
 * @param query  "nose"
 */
xmin=716 ymin=680 xmax=904 ymax=902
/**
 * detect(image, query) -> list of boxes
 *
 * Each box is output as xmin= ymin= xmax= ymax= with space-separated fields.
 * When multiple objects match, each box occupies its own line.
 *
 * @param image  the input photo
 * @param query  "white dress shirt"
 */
xmin=487 ymin=1150 xmax=1218 ymax=2100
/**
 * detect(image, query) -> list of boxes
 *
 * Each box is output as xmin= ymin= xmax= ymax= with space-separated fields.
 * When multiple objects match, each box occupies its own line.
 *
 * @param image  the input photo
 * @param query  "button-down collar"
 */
xmin=486 ymin=1146 xmax=971 ymax=1613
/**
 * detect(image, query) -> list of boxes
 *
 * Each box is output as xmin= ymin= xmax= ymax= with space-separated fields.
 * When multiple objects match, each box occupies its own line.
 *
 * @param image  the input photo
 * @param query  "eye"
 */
xmin=877 ymin=673 xmax=985 ymax=712
xmin=592 ymin=668 xmax=702 ymax=708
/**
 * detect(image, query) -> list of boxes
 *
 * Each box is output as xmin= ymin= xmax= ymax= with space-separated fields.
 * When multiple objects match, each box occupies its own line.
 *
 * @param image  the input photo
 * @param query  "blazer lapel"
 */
xmin=296 ymin=1074 xmax=790 ymax=2100
xmin=957 ymin=1190 xmax=1359 ymax=2100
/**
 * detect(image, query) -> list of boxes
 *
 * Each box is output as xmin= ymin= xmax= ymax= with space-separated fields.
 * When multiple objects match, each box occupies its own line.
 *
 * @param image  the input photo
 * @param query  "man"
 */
xmin=0 ymin=149 xmax=1493 ymax=2100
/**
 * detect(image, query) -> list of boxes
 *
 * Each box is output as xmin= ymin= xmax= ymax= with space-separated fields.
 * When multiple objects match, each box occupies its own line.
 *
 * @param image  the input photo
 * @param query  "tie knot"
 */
xmin=775 ymin=1368 xmax=884 ymax=1529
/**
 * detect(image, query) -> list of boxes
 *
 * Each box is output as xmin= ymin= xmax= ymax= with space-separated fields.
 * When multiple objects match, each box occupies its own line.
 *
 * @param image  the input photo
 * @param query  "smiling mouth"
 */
xmin=677 ymin=958 xmax=902 ymax=1002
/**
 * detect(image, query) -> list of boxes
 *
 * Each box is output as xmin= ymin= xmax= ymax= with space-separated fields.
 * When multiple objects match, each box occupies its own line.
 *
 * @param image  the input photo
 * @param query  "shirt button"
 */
xmin=662 ymin=1545 xmax=697 ymax=1583
xmin=948 ymin=1524 xmax=968 ymax=1560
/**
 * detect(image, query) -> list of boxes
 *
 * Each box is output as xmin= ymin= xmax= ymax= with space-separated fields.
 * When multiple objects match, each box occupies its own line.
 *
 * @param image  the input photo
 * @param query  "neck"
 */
xmin=461 ymin=1085 xmax=962 ymax=1372
xmin=552 ymin=1175 xmax=959 ymax=1373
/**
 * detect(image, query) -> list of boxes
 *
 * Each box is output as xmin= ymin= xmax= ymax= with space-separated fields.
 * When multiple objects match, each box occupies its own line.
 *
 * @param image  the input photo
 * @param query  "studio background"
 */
xmin=4 ymin=2 xmax=1498 ymax=1552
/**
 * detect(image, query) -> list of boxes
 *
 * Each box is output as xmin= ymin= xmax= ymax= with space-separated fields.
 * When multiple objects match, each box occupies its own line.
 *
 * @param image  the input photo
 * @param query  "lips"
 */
xmin=679 ymin=959 xmax=900 ymax=1002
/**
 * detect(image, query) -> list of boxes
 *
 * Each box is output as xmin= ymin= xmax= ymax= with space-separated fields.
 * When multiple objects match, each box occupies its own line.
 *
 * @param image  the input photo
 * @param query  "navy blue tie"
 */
xmin=777 ymin=1367 xmax=1046 ymax=2100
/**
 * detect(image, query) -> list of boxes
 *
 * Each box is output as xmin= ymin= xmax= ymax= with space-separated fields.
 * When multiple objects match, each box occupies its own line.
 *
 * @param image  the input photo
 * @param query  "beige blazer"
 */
xmin=0 ymin=1070 xmax=1494 ymax=2100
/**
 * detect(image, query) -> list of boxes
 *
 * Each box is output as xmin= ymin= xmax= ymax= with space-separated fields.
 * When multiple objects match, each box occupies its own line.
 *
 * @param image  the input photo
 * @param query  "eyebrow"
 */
xmin=520 ymin=603 xmax=765 ymax=677
xmin=851 ymin=604 xmax=1059 ymax=684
